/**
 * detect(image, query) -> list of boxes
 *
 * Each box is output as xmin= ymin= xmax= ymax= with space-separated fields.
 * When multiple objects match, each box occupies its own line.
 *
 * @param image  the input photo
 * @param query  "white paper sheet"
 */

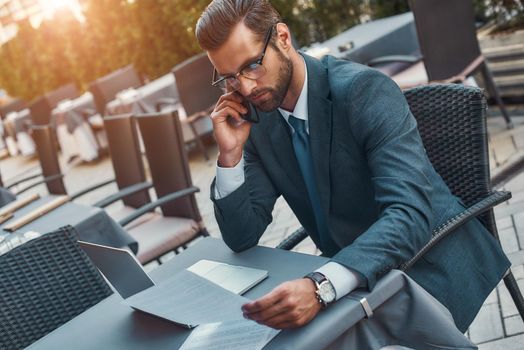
xmin=179 ymin=319 xmax=280 ymax=350
xmin=124 ymin=269 xmax=249 ymax=328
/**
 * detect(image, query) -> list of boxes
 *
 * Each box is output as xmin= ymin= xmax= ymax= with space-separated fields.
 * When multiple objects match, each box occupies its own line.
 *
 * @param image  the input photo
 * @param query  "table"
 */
xmin=27 ymin=238 xmax=475 ymax=349
xmin=0 ymin=195 xmax=137 ymax=255
xmin=105 ymin=73 xmax=213 ymax=147
xmin=105 ymin=73 xmax=181 ymax=116
xmin=0 ymin=187 xmax=16 ymax=207
xmin=50 ymin=92 xmax=102 ymax=162
xmin=3 ymin=109 xmax=35 ymax=156
xmin=305 ymin=12 xmax=418 ymax=69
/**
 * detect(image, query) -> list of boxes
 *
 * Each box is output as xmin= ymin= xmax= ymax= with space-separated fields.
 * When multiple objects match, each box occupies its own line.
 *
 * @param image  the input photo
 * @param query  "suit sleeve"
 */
xmin=330 ymin=69 xmax=436 ymax=289
xmin=210 ymin=137 xmax=280 ymax=252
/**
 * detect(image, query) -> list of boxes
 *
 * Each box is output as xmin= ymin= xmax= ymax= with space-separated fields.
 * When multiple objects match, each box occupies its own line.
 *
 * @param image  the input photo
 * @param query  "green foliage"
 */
xmin=0 ymin=0 xmax=521 ymax=101
xmin=0 ymin=0 xmax=210 ymax=100
xmin=472 ymin=0 xmax=524 ymax=32
xmin=368 ymin=0 xmax=410 ymax=19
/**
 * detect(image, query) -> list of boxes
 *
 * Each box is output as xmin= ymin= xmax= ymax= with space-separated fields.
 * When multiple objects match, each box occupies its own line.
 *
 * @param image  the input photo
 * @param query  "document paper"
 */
xmin=179 ymin=319 xmax=280 ymax=350
xmin=124 ymin=269 xmax=248 ymax=328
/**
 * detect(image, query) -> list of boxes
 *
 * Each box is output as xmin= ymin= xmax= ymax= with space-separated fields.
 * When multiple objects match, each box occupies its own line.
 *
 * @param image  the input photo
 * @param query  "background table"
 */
xmin=105 ymin=73 xmax=180 ymax=115
xmin=3 ymin=109 xmax=35 ymax=156
xmin=0 ymin=195 xmax=137 ymax=255
xmin=0 ymin=187 xmax=16 ymax=207
xmin=104 ymin=73 xmax=213 ymax=148
xmin=51 ymin=92 xmax=101 ymax=162
xmin=27 ymin=237 xmax=474 ymax=349
xmin=305 ymin=12 xmax=418 ymax=71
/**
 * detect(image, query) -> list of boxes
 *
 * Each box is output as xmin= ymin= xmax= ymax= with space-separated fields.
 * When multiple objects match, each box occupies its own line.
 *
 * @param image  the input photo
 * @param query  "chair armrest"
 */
xmin=15 ymin=174 xmax=65 ymax=195
xmin=6 ymin=173 xmax=43 ymax=189
xmin=155 ymin=97 xmax=178 ymax=112
xmin=118 ymin=186 xmax=200 ymax=227
xmin=400 ymin=190 xmax=511 ymax=272
xmin=186 ymin=111 xmax=209 ymax=123
xmin=93 ymin=181 xmax=153 ymax=208
xmin=430 ymin=55 xmax=485 ymax=84
xmin=70 ymin=178 xmax=116 ymax=200
xmin=276 ymin=227 xmax=308 ymax=250
xmin=367 ymin=54 xmax=422 ymax=67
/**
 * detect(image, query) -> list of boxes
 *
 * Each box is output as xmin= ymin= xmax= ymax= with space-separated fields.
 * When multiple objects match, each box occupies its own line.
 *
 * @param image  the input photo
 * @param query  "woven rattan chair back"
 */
xmin=29 ymin=84 xmax=79 ymax=126
xmin=89 ymin=65 xmax=142 ymax=114
xmin=31 ymin=124 xmax=67 ymax=195
xmin=104 ymin=114 xmax=150 ymax=208
xmin=172 ymin=53 xmax=222 ymax=117
xmin=135 ymin=111 xmax=201 ymax=221
xmin=408 ymin=0 xmax=482 ymax=81
xmin=0 ymin=98 xmax=27 ymax=120
xmin=404 ymin=84 xmax=494 ymax=231
xmin=0 ymin=226 xmax=113 ymax=349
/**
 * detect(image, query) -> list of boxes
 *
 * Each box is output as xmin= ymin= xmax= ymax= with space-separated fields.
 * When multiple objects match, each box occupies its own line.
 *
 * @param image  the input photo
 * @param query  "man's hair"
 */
xmin=196 ymin=0 xmax=282 ymax=51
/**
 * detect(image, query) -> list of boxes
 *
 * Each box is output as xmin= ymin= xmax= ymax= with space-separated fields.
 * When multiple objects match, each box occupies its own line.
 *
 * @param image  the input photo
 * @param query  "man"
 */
xmin=195 ymin=0 xmax=510 ymax=331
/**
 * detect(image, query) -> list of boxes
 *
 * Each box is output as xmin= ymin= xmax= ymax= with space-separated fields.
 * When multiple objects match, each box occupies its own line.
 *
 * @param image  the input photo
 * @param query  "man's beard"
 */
xmin=248 ymin=50 xmax=293 ymax=112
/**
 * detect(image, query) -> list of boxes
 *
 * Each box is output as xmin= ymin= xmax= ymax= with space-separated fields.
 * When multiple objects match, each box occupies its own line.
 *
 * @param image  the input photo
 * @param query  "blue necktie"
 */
xmin=288 ymin=115 xmax=335 ymax=255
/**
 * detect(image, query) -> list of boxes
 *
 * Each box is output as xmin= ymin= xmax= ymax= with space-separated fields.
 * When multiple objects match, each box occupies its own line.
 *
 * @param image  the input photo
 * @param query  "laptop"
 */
xmin=79 ymin=241 xmax=155 ymax=298
xmin=78 ymin=241 xmax=268 ymax=298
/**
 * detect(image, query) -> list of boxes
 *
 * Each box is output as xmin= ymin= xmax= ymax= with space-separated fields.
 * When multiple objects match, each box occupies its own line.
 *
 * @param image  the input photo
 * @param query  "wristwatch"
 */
xmin=304 ymin=272 xmax=336 ymax=307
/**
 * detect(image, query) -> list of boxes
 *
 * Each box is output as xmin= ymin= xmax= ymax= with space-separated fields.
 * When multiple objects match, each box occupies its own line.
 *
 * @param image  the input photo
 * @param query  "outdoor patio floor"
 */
xmin=1 ymin=107 xmax=524 ymax=348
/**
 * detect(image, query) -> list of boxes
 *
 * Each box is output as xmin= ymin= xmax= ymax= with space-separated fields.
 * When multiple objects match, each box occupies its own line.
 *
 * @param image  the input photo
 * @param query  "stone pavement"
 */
xmin=0 ymin=110 xmax=523 ymax=348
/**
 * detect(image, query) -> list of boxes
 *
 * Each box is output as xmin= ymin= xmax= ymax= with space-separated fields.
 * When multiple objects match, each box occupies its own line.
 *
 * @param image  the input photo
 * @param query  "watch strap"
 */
xmin=304 ymin=272 xmax=331 ymax=306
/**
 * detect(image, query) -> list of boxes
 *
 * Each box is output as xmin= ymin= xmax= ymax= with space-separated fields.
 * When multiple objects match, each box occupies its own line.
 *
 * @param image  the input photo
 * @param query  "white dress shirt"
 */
xmin=214 ymin=57 xmax=361 ymax=300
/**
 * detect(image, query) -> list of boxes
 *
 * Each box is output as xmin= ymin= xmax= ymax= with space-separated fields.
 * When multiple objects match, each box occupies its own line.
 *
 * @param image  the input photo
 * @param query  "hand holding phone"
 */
xmin=210 ymin=90 xmax=254 ymax=167
xmin=239 ymin=96 xmax=260 ymax=124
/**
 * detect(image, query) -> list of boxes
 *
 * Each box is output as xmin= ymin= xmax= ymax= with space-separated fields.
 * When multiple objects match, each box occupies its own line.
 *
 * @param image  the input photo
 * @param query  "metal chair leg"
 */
xmin=200 ymin=228 xmax=210 ymax=237
xmin=480 ymin=62 xmax=513 ymax=129
xmin=503 ymin=271 xmax=524 ymax=322
xmin=189 ymin=121 xmax=209 ymax=161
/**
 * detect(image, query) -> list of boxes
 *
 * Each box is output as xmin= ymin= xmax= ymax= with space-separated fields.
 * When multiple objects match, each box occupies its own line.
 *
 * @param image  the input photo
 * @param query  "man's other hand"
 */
xmin=241 ymin=278 xmax=322 ymax=329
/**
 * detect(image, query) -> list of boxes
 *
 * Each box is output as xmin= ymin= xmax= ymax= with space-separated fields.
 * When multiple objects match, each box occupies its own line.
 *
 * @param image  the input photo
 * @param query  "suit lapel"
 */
xmin=303 ymin=54 xmax=333 ymax=222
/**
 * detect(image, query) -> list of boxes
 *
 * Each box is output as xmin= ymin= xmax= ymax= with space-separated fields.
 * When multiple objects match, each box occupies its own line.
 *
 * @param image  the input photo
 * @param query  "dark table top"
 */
xmin=0 ymin=195 xmax=137 ymax=254
xmin=27 ymin=237 xmax=474 ymax=350
xmin=305 ymin=12 xmax=418 ymax=64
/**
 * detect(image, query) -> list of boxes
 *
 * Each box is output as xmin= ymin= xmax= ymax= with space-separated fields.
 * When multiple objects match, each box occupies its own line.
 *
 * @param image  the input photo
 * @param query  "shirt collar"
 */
xmin=278 ymin=56 xmax=308 ymax=131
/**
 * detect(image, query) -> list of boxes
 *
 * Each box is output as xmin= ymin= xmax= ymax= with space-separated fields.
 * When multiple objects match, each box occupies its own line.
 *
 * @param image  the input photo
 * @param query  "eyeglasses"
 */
xmin=211 ymin=25 xmax=274 ymax=91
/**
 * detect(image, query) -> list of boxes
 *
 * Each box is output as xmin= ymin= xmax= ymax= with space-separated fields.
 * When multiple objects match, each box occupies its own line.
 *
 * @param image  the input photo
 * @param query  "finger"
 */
xmin=216 ymin=90 xmax=244 ymax=105
xmin=212 ymin=106 xmax=244 ymax=123
xmin=242 ymin=288 xmax=285 ymax=313
xmin=244 ymin=299 xmax=290 ymax=322
xmin=215 ymin=99 xmax=248 ymax=115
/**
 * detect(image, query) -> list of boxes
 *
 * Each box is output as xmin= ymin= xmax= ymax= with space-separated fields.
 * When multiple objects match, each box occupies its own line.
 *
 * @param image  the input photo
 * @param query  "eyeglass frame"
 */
xmin=211 ymin=25 xmax=274 ymax=89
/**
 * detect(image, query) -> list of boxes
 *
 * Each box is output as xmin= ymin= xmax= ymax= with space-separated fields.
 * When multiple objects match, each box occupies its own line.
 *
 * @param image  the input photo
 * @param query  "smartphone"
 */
xmin=240 ymin=98 xmax=260 ymax=124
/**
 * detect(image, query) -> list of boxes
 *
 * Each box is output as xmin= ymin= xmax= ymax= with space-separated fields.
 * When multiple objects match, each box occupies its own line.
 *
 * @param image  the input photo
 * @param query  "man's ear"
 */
xmin=275 ymin=23 xmax=292 ymax=51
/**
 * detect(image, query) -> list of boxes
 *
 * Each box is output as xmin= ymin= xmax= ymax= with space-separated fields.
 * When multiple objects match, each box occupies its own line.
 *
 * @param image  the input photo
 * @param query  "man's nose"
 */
xmin=238 ymin=75 xmax=257 ymax=97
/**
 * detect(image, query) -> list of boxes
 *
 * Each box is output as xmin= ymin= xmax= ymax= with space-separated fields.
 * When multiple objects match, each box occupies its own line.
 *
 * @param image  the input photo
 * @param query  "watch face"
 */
xmin=318 ymin=281 xmax=336 ymax=303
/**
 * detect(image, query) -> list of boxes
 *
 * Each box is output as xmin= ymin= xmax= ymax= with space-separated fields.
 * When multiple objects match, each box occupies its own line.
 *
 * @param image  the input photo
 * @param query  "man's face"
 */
xmin=208 ymin=22 xmax=293 ymax=112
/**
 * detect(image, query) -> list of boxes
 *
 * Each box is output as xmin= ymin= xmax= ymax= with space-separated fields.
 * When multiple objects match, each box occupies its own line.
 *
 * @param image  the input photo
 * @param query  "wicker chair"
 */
xmin=29 ymin=83 xmax=79 ymax=126
xmin=155 ymin=54 xmax=219 ymax=160
xmin=0 ymin=226 xmax=113 ymax=349
xmin=277 ymin=84 xmax=524 ymax=321
xmin=370 ymin=0 xmax=513 ymax=129
xmin=88 ymin=65 xmax=143 ymax=115
xmin=117 ymin=111 xmax=210 ymax=264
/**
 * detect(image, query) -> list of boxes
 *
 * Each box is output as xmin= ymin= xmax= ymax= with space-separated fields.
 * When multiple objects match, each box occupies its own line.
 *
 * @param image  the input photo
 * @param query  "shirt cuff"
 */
xmin=214 ymin=156 xmax=245 ymax=199
xmin=315 ymin=262 xmax=361 ymax=301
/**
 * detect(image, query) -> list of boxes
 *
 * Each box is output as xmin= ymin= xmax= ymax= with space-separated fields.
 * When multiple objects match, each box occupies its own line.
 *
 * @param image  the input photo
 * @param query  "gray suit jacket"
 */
xmin=211 ymin=53 xmax=510 ymax=332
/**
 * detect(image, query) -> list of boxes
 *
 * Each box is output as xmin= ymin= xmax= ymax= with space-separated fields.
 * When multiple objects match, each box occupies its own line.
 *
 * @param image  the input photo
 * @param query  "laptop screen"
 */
xmin=79 ymin=241 xmax=155 ymax=299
